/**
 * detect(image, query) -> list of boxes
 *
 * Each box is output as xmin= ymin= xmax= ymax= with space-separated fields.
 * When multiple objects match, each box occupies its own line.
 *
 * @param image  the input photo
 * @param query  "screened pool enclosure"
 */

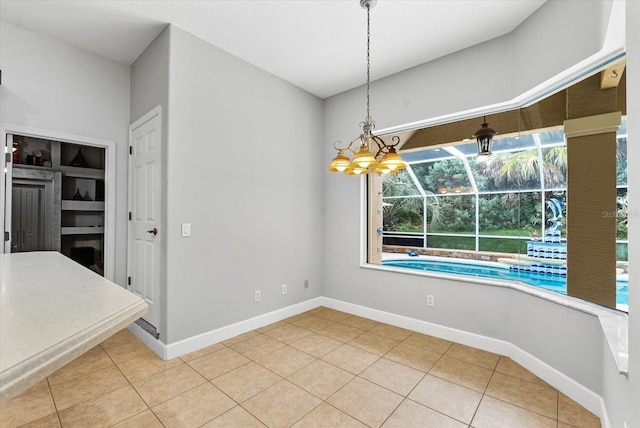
xmin=380 ymin=119 xmax=628 ymax=262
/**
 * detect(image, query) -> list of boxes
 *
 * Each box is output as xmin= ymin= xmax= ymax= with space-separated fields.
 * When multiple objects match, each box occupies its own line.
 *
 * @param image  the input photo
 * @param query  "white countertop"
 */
xmin=0 ymin=252 xmax=148 ymax=404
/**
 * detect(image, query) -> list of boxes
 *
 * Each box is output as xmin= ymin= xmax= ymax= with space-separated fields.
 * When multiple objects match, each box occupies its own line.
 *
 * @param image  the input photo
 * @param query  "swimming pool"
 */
xmin=382 ymin=258 xmax=629 ymax=308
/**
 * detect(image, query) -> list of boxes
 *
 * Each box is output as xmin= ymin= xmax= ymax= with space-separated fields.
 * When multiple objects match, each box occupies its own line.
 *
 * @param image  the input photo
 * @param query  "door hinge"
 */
xmin=128 ymin=276 xmax=131 ymax=286
xmin=128 ymin=212 xmax=132 ymax=221
xmin=129 ymin=146 xmax=132 ymax=155
xmin=4 ymin=231 xmax=9 ymax=242
xmin=5 ymin=153 xmax=11 ymax=163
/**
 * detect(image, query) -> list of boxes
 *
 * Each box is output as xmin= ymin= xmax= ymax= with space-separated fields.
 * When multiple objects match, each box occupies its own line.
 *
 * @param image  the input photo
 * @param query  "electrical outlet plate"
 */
xmin=281 ymin=283 xmax=287 ymax=294
xmin=427 ymin=294 xmax=435 ymax=307
xmin=254 ymin=290 xmax=261 ymax=302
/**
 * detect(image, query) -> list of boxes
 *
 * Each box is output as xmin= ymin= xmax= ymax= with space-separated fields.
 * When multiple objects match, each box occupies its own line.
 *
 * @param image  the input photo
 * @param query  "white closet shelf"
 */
xmin=61 ymin=200 xmax=105 ymax=211
xmin=61 ymin=226 xmax=104 ymax=235
xmin=59 ymin=166 xmax=104 ymax=179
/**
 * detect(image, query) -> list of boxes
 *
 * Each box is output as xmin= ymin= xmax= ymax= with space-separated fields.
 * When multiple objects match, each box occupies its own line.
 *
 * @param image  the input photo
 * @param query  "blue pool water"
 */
xmin=383 ymin=258 xmax=629 ymax=307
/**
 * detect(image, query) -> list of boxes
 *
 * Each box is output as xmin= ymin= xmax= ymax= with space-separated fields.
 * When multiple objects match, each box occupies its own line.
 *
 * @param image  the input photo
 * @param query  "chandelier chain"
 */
xmin=366 ymin=3 xmax=371 ymax=122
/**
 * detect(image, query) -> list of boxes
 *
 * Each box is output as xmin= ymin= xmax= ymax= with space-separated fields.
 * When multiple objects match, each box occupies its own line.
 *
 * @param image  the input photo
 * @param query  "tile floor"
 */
xmin=1 ymin=307 xmax=601 ymax=427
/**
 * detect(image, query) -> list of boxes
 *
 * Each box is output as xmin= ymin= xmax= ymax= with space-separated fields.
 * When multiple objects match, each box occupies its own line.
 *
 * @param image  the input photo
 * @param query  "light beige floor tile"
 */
xmin=369 ymin=324 xmax=413 ymax=341
xmin=180 ymin=342 xmax=227 ymax=362
xmin=403 ymin=332 xmax=452 ymax=355
xmin=408 ymin=374 xmax=482 ymax=424
xmin=485 ymin=372 xmax=558 ymax=419
xmin=382 ymin=399 xmax=467 ymax=428
xmin=292 ymin=315 xmax=338 ymax=332
xmin=102 ymin=338 xmax=156 ymax=364
xmin=221 ymin=330 xmax=260 ymax=346
xmin=19 ymin=412 xmax=61 ymax=427
xmin=211 ymin=362 xmax=282 ymax=402
xmin=230 ymin=334 xmax=286 ymax=360
xmin=202 ymin=406 xmax=266 ymax=427
xmin=288 ymin=359 xmax=354 ymax=400
xmin=256 ymin=320 xmax=290 ymax=333
xmin=340 ymin=315 xmax=380 ymax=331
xmin=187 ymin=347 xmax=251 ymax=380
xmin=264 ymin=324 xmax=313 ymax=344
xmin=111 ymin=410 xmax=163 ymax=428
xmin=242 ymin=380 xmax=322 ymax=428
xmin=47 ymin=346 xmax=113 ymax=386
xmin=57 ymin=385 xmax=147 ymax=428
xmin=430 ymin=355 xmax=493 ymax=393
xmin=132 ymin=363 xmax=207 ymax=407
xmin=286 ymin=312 xmax=314 ymax=323
xmin=495 ymin=357 xmax=550 ymax=387
xmin=313 ymin=308 xmax=351 ymax=322
xmin=255 ymin=345 xmax=316 ymax=377
xmin=558 ymin=393 xmax=601 ymax=428
xmin=384 ymin=342 xmax=441 ymax=372
xmin=100 ymin=329 xmax=138 ymax=349
xmin=321 ymin=344 xmax=380 ymax=374
xmin=348 ymin=332 xmax=399 ymax=356
xmin=557 ymin=422 xmax=575 ymax=428
xmin=317 ymin=324 xmax=365 ymax=343
xmin=290 ymin=333 xmax=342 ymax=357
xmin=0 ymin=385 xmax=56 ymax=427
xmin=20 ymin=378 xmax=49 ymax=396
xmin=292 ymin=403 xmax=367 ymax=428
xmin=472 ymin=395 xmax=556 ymax=428
xmin=327 ymin=377 xmax=403 ymax=428
xmin=50 ymin=365 xmax=128 ymax=410
xmin=117 ymin=354 xmax=183 ymax=383
xmin=152 ymin=383 xmax=236 ymax=427
xmin=360 ymin=358 xmax=424 ymax=395
xmin=445 ymin=343 xmax=500 ymax=370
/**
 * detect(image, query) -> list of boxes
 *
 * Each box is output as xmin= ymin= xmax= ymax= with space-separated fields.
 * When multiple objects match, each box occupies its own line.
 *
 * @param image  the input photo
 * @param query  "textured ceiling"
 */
xmin=0 ymin=0 xmax=546 ymax=98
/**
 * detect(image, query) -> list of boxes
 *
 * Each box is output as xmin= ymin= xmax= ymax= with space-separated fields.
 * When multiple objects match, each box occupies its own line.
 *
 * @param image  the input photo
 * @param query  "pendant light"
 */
xmin=474 ymin=116 xmax=497 ymax=156
xmin=327 ymin=0 xmax=407 ymax=176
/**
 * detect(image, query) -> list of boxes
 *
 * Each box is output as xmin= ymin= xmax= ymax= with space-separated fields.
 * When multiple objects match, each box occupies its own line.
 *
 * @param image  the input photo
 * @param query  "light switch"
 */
xmin=181 ymin=223 xmax=191 ymax=237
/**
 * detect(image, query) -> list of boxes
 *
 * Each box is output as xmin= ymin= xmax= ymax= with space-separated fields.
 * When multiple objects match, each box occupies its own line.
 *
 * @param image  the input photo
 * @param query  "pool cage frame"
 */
xmin=380 ymin=123 xmax=629 ymax=260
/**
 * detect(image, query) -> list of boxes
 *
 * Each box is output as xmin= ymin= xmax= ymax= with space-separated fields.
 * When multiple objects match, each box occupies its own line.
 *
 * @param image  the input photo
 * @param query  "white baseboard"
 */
xmin=321 ymin=297 xmax=608 ymax=427
xmin=129 ymin=296 xmax=607 ymax=427
xmin=130 ymin=297 xmax=324 ymax=361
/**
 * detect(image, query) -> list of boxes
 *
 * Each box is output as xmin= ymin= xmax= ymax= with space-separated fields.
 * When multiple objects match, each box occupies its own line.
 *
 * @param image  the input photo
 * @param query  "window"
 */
xmin=369 ymin=61 xmax=628 ymax=312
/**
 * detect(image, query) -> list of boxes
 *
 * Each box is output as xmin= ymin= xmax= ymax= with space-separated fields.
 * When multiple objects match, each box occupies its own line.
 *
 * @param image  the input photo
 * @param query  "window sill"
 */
xmin=362 ymin=260 xmax=629 ymax=375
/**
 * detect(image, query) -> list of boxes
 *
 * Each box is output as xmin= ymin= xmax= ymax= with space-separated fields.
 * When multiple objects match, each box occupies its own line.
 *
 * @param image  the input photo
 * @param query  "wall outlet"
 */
xmin=281 ymin=283 xmax=287 ymax=294
xmin=254 ymin=289 xmax=261 ymax=302
xmin=427 ymin=294 xmax=435 ymax=307
xmin=304 ymin=279 xmax=309 ymax=289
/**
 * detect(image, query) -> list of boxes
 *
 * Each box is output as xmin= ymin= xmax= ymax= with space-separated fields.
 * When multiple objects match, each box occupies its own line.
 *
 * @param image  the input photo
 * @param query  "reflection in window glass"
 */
xmin=412 ymin=159 xmax=471 ymax=194
xmin=471 ymin=150 xmax=541 ymax=192
xmin=478 ymin=192 xmax=542 ymax=236
xmin=427 ymin=195 xmax=475 ymax=233
xmin=542 ymin=146 xmax=567 ymax=189
xmin=427 ymin=235 xmax=475 ymax=251
xmin=617 ymin=137 xmax=627 ymax=186
xmin=383 ymin=196 xmax=423 ymax=233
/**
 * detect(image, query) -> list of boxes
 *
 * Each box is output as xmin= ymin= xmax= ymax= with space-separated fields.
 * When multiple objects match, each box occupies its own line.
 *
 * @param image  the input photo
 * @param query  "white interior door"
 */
xmin=129 ymin=108 xmax=162 ymax=333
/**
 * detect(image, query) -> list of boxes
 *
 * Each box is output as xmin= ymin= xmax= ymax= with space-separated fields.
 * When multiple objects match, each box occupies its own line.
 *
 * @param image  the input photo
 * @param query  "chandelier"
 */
xmin=327 ymin=0 xmax=407 ymax=176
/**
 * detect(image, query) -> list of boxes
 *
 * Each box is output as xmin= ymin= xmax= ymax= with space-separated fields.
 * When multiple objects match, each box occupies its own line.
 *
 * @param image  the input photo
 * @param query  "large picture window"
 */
xmin=369 ymin=62 xmax=628 ymax=312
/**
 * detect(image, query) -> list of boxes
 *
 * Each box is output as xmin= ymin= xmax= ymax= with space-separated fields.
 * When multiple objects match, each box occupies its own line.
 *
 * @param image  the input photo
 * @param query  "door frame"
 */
xmin=1 ymin=123 xmax=116 ymax=281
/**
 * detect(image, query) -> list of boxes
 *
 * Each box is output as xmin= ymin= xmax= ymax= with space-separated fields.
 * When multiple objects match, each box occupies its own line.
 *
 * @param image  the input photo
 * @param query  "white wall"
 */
xmin=0 ymin=22 xmax=131 ymax=284
xmin=130 ymin=25 xmax=171 ymax=340
xmin=162 ymin=26 xmax=325 ymax=344
xmin=323 ymin=0 xmax=636 ymax=425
